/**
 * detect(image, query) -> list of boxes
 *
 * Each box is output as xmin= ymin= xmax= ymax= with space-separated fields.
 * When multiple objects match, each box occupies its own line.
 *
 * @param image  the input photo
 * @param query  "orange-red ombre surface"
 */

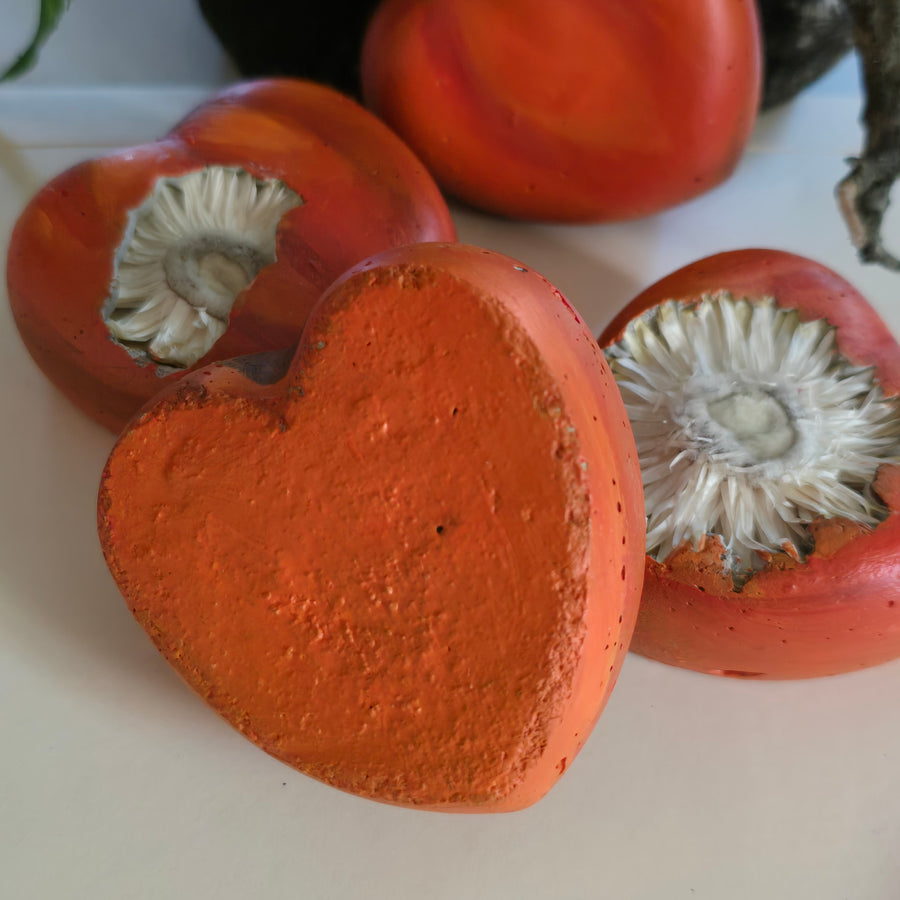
xmin=362 ymin=0 xmax=762 ymax=222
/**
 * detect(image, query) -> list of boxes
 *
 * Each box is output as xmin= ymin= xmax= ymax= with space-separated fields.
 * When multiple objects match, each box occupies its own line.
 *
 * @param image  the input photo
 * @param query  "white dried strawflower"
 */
xmin=103 ymin=167 xmax=302 ymax=369
xmin=605 ymin=292 xmax=900 ymax=579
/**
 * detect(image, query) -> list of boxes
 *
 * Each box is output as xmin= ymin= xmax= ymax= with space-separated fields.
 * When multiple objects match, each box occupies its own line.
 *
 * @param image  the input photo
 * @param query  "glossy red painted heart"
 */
xmin=600 ymin=249 xmax=900 ymax=679
xmin=7 ymin=79 xmax=455 ymax=432
xmin=98 ymin=243 xmax=645 ymax=810
xmin=362 ymin=0 xmax=762 ymax=222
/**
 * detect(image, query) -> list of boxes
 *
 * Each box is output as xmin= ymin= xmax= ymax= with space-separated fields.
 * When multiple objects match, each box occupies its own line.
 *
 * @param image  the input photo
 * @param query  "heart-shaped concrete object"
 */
xmin=98 ymin=243 xmax=645 ymax=811
xmin=7 ymin=79 xmax=454 ymax=432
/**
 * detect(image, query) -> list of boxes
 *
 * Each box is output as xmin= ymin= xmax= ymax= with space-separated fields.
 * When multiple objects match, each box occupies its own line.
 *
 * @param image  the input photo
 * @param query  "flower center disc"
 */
xmin=704 ymin=389 xmax=796 ymax=464
xmin=163 ymin=235 xmax=267 ymax=321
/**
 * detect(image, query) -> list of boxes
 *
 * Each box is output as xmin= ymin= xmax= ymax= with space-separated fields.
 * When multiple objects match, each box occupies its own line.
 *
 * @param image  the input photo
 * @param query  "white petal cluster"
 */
xmin=606 ymin=293 xmax=900 ymax=577
xmin=104 ymin=167 xmax=302 ymax=368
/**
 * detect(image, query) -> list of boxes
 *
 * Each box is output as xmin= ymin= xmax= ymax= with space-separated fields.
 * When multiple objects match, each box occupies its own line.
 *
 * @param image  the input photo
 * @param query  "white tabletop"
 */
xmin=2 ymin=4 xmax=899 ymax=899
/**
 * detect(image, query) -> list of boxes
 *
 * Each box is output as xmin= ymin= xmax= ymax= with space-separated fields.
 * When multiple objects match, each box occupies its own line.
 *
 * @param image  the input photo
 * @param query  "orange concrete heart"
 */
xmin=98 ymin=243 xmax=645 ymax=811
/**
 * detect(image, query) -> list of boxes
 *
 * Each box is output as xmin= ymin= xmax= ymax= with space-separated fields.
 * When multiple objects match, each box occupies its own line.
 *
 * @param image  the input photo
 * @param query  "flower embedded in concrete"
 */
xmin=103 ymin=167 xmax=302 ymax=369
xmin=605 ymin=291 xmax=900 ymax=579
xmin=598 ymin=249 xmax=900 ymax=679
xmin=8 ymin=79 xmax=457 ymax=433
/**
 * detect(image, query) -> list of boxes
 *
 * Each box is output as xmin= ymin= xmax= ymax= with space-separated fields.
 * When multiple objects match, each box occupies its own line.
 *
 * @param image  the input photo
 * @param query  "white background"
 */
xmin=2 ymin=2 xmax=899 ymax=899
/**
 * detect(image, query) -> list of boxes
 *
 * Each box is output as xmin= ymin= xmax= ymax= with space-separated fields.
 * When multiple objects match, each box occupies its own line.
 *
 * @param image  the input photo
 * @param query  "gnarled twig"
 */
xmin=837 ymin=0 xmax=900 ymax=270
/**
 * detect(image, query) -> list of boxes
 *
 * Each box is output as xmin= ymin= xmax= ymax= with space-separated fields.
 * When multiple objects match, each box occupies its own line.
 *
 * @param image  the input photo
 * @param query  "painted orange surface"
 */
xmin=7 ymin=79 xmax=455 ymax=432
xmin=98 ymin=243 xmax=645 ymax=811
xmin=599 ymin=249 xmax=900 ymax=679
xmin=362 ymin=0 xmax=762 ymax=221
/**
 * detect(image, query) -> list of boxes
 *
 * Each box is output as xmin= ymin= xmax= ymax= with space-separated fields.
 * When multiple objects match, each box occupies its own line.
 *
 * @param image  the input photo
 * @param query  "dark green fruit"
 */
xmin=758 ymin=0 xmax=854 ymax=109
xmin=197 ymin=0 xmax=381 ymax=97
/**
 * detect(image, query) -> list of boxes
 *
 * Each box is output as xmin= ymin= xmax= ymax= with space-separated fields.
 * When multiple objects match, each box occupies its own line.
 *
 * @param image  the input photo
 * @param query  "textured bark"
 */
xmin=837 ymin=0 xmax=900 ymax=270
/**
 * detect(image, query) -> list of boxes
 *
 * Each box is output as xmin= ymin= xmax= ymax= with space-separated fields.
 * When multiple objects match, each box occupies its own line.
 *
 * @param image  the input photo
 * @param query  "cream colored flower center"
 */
xmin=705 ymin=390 xmax=796 ymax=462
xmin=605 ymin=293 xmax=900 ymax=577
xmin=103 ymin=167 xmax=302 ymax=370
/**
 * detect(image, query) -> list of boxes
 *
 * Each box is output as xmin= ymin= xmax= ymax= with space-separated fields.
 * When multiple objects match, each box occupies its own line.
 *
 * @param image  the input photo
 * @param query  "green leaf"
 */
xmin=1 ymin=0 xmax=72 ymax=82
